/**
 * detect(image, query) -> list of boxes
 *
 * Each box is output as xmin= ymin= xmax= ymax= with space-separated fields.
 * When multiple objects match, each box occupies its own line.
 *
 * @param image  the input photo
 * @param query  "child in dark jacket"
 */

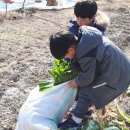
xmin=68 ymin=0 xmax=110 ymax=37
xmin=49 ymin=26 xmax=130 ymax=129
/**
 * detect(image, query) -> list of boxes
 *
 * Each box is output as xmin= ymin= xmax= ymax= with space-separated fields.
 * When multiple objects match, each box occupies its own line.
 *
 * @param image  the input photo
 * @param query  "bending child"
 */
xmin=68 ymin=0 xmax=110 ymax=36
xmin=49 ymin=26 xmax=130 ymax=129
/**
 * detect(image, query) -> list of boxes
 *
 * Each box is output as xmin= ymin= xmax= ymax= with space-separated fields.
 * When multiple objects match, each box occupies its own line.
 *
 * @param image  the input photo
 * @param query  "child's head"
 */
xmin=74 ymin=0 xmax=97 ymax=26
xmin=49 ymin=32 xmax=77 ymax=60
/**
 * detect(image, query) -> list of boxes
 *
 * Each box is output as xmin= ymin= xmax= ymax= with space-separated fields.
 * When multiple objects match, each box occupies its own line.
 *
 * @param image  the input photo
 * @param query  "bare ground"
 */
xmin=0 ymin=0 xmax=130 ymax=130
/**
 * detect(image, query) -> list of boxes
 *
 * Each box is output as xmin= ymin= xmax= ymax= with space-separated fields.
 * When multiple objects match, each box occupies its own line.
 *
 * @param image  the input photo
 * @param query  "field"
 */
xmin=0 ymin=0 xmax=130 ymax=129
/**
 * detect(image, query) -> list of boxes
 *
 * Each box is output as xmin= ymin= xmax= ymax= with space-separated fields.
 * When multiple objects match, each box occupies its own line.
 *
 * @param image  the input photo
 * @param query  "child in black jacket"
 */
xmin=49 ymin=26 xmax=130 ymax=129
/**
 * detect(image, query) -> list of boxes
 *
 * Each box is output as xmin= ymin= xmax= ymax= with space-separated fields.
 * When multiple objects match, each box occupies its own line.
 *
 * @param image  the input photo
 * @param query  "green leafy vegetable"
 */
xmin=49 ymin=59 xmax=78 ymax=86
xmin=39 ymin=59 xmax=78 ymax=91
xmin=81 ymin=120 xmax=123 ymax=130
xmin=39 ymin=79 xmax=54 ymax=92
xmin=103 ymin=126 xmax=121 ymax=130
xmin=103 ymin=122 xmax=121 ymax=130
xmin=82 ymin=120 xmax=100 ymax=130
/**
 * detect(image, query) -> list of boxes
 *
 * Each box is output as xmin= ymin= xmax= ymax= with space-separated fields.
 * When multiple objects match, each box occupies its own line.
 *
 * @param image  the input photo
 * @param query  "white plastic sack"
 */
xmin=16 ymin=81 xmax=77 ymax=130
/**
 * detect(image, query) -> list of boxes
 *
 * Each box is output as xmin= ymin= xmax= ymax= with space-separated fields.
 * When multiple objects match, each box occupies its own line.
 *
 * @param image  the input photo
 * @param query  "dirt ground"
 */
xmin=0 ymin=0 xmax=130 ymax=130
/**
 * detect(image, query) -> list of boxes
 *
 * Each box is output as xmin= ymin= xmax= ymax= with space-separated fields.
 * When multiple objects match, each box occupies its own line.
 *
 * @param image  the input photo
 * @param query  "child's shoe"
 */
xmin=58 ymin=118 xmax=83 ymax=130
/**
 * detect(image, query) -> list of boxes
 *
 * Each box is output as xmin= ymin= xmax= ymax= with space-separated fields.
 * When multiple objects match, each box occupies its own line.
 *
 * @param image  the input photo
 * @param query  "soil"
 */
xmin=118 ymin=96 xmax=130 ymax=116
xmin=0 ymin=0 xmax=130 ymax=130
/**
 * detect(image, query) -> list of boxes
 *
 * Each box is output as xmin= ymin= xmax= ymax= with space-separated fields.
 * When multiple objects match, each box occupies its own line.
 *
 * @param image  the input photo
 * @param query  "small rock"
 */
xmin=126 ymin=36 xmax=130 ymax=42
xmin=117 ymin=7 xmax=129 ymax=12
xmin=0 ymin=58 xmax=5 ymax=62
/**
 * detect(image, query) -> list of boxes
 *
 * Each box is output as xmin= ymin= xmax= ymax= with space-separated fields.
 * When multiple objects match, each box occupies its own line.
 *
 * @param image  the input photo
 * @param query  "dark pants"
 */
xmin=73 ymin=87 xmax=92 ymax=118
xmin=73 ymin=83 xmax=126 ymax=118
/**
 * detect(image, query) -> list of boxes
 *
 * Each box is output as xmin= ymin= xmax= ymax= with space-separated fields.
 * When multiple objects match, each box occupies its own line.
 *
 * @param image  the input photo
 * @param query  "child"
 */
xmin=49 ymin=26 xmax=130 ymax=129
xmin=68 ymin=0 xmax=110 ymax=37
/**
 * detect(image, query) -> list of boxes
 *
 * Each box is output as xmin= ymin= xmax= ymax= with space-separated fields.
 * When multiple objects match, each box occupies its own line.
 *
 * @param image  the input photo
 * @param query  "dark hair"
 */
xmin=74 ymin=0 xmax=97 ymax=19
xmin=49 ymin=32 xmax=77 ymax=59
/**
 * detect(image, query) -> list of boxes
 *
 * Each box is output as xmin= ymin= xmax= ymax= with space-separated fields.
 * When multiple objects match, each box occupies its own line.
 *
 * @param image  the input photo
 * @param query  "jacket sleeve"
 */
xmin=75 ymin=57 xmax=96 ymax=87
xmin=68 ymin=20 xmax=79 ymax=37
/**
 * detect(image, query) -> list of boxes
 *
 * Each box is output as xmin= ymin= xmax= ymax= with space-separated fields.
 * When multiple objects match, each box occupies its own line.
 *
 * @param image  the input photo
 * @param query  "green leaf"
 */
xmin=50 ymin=59 xmax=78 ymax=86
xmin=54 ymin=59 xmax=60 ymax=66
xmin=82 ymin=120 xmax=100 ymax=130
xmin=39 ymin=79 xmax=54 ymax=92
xmin=103 ymin=126 xmax=121 ymax=130
xmin=39 ymin=59 xmax=78 ymax=91
xmin=104 ymin=122 xmax=117 ymax=128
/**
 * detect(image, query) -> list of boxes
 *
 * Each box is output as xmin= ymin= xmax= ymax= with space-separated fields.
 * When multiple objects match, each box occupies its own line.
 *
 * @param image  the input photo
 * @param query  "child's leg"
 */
xmin=58 ymin=87 xmax=92 ymax=129
xmin=73 ymin=87 xmax=92 ymax=118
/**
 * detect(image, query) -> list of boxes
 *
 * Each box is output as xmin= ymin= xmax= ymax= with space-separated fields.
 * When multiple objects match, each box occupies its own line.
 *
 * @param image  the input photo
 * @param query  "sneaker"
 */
xmin=70 ymin=102 xmax=93 ymax=119
xmin=70 ymin=109 xmax=93 ymax=119
xmin=58 ymin=118 xmax=83 ymax=130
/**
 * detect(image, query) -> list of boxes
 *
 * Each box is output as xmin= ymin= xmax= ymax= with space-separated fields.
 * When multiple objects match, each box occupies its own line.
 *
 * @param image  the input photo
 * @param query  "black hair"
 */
xmin=49 ymin=31 xmax=77 ymax=59
xmin=74 ymin=0 xmax=97 ymax=19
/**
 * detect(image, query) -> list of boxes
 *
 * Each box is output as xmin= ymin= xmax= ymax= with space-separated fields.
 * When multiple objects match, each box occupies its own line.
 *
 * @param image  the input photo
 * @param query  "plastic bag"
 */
xmin=16 ymin=81 xmax=77 ymax=130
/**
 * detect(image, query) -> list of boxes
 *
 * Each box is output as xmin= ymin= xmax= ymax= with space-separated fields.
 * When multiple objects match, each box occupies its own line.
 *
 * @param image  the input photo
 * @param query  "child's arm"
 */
xmin=68 ymin=20 xmax=79 ymax=37
xmin=75 ymin=57 xmax=97 ymax=87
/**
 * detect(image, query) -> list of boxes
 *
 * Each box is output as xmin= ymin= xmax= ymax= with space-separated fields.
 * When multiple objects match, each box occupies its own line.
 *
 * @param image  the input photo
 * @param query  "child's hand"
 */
xmin=69 ymin=80 xmax=77 ymax=88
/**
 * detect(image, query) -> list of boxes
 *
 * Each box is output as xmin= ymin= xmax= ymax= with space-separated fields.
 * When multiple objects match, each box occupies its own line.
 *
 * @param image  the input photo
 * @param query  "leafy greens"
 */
xmin=39 ymin=59 xmax=78 ymax=92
